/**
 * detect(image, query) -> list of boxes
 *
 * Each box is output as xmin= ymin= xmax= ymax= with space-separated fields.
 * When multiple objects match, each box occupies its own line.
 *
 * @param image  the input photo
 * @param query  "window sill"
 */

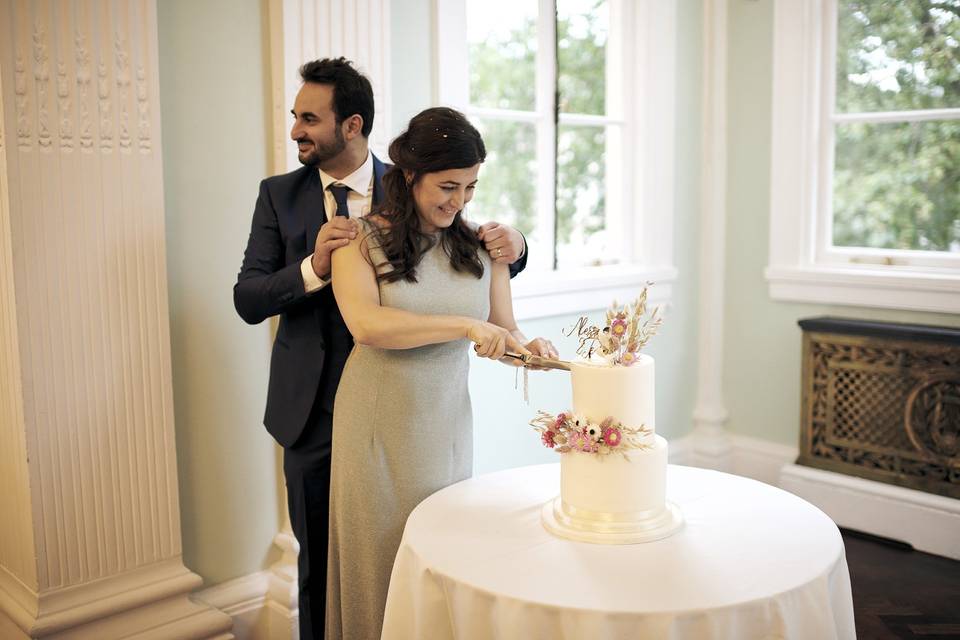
xmin=511 ymin=264 xmax=678 ymax=321
xmin=765 ymin=264 xmax=960 ymax=314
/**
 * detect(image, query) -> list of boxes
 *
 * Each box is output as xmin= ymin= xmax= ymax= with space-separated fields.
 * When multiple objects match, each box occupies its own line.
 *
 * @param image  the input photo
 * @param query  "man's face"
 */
xmin=290 ymin=82 xmax=346 ymax=167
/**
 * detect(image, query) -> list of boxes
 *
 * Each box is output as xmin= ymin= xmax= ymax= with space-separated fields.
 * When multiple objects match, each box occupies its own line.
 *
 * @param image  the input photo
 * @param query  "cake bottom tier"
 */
xmin=544 ymin=435 xmax=684 ymax=544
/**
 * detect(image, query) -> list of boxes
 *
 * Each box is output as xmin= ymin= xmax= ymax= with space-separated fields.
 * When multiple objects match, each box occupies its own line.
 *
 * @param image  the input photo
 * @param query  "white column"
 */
xmin=0 ymin=1 xmax=230 ymax=637
xmin=691 ymin=0 xmax=733 ymax=470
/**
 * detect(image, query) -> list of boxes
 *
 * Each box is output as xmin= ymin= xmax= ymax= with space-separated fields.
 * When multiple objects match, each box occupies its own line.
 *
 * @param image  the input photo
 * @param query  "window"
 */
xmin=828 ymin=1 xmax=960 ymax=264
xmin=767 ymin=0 xmax=960 ymax=313
xmin=463 ymin=0 xmax=618 ymax=271
xmin=436 ymin=0 xmax=678 ymax=317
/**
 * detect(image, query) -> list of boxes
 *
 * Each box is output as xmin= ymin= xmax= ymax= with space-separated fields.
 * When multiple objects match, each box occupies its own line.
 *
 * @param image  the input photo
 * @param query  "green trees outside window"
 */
xmin=834 ymin=0 xmax=960 ymax=253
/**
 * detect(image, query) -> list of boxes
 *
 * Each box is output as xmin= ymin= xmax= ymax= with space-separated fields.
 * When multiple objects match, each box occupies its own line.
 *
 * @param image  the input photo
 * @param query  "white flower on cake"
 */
xmin=586 ymin=423 xmax=602 ymax=443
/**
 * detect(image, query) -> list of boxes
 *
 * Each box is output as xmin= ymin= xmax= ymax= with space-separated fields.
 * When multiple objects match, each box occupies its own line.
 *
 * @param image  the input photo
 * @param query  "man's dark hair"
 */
xmin=299 ymin=57 xmax=375 ymax=137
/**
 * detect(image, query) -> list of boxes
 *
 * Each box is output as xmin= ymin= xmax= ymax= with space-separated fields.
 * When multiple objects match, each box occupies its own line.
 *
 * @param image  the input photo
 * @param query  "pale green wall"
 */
xmin=724 ymin=0 xmax=960 ymax=447
xmin=157 ymin=0 xmax=703 ymax=585
xmin=159 ymin=0 xmax=282 ymax=585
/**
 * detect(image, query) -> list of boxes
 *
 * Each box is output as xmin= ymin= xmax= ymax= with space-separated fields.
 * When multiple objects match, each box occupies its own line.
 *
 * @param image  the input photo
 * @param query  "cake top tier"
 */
xmin=571 ymin=354 xmax=655 ymax=435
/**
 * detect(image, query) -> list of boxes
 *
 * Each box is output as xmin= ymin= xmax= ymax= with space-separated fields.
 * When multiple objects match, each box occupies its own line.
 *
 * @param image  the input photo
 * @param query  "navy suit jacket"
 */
xmin=234 ymin=154 xmax=527 ymax=448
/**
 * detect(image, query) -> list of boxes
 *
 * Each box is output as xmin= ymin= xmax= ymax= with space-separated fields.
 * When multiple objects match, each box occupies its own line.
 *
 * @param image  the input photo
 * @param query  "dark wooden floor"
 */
xmin=842 ymin=528 xmax=960 ymax=639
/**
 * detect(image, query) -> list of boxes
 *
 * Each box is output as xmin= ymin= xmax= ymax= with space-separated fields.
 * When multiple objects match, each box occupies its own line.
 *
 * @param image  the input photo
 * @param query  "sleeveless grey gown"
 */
xmin=326 ymin=219 xmax=491 ymax=640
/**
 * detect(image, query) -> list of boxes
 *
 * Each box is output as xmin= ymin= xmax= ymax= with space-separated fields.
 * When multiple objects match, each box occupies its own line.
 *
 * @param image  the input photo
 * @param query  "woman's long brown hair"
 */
xmin=369 ymin=107 xmax=486 ymax=283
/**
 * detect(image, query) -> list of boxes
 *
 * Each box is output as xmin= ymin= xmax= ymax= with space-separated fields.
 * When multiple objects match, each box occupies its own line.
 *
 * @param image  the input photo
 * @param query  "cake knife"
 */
xmin=501 ymin=351 xmax=572 ymax=371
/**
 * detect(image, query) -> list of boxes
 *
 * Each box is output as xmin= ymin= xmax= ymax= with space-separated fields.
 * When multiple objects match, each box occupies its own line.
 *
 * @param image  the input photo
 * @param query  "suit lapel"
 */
xmin=372 ymin=153 xmax=386 ymax=206
xmin=302 ymin=168 xmax=326 ymax=258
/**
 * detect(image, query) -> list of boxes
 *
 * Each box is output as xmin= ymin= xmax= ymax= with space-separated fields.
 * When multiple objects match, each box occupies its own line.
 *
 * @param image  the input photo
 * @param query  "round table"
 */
xmin=381 ymin=464 xmax=856 ymax=640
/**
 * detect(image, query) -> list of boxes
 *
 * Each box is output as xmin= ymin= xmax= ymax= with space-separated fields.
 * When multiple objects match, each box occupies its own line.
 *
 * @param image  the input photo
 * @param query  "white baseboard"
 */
xmin=672 ymin=430 xmax=960 ymax=560
xmin=727 ymin=434 xmax=798 ymax=487
xmin=193 ymin=531 xmax=300 ymax=640
xmin=194 ymin=570 xmax=299 ymax=640
xmin=192 ymin=572 xmax=270 ymax=640
xmin=669 ymin=432 xmax=798 ymax=486
xmin=780 ymin=463 xmax=960 ymax=560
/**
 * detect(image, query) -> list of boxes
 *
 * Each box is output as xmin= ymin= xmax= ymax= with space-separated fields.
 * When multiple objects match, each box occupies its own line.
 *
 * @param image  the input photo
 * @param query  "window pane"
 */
xmin=836 ymin=1 xmax=960 ymax=113
xmin=833 ymin=119 xmax=960 ymax=252
xmin=557 ymin=0 xmax=608 ymax=115
xmin=469 ymin=117 xmax=542 ymax=247
xmin=467 ymin=0 xmax=537 ymax=111
xmin=556 ymin=124 xmax=615 ymax=267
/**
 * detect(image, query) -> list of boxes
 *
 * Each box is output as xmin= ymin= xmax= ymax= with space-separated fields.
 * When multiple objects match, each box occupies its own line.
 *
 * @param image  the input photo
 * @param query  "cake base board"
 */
xmin=541 ymin=497 xmax=684 ymax=545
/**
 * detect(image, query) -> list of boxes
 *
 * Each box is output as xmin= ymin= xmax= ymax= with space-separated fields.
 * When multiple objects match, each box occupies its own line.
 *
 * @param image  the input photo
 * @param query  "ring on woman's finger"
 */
xmin=495 ymin=247 xmax=503 ymax=258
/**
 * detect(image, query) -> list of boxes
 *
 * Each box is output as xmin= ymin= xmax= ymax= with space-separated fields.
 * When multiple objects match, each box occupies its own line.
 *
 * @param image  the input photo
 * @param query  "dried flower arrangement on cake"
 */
xmin=531 ymin=410 xmax=651 ymax=458
xmin=564 ymin=283 xmax=662 ymax=366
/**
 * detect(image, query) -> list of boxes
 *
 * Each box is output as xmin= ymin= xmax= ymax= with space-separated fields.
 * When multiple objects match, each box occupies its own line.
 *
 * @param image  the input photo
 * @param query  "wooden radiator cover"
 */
xmin=798 ymin=317 xmax=960 ymax=500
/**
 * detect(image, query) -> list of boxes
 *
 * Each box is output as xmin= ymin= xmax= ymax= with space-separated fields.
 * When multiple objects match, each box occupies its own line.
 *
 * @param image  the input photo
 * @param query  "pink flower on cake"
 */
xmin=541 ymin=430 xmax=556 ymax=448
xmin=621 ymin=351 xmax=637 ymax=367
xmin=611 ymin=318 xmax=628 ymax=337
xmin=602 ymin=427 xmax=622 ymax=447
xmin=568 ymin=431 xmax=593 ymax=452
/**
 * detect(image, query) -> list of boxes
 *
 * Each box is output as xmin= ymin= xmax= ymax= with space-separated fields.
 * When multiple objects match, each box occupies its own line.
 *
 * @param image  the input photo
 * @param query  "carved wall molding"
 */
xmin=75 ymin=27 xmax=94 ymax=150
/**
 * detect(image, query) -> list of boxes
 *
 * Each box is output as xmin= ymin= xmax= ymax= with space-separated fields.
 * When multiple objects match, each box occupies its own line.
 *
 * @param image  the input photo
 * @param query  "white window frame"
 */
xmin=435 ymin=0 xmax=678 ymax=319
xmin=766 ymin=0 xmax=960 ymax=314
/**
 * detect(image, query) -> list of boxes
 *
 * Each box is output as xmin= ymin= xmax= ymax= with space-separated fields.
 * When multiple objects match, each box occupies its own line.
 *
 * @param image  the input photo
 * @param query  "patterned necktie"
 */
xmin=328 ymin=184 xmax=351 ymax=218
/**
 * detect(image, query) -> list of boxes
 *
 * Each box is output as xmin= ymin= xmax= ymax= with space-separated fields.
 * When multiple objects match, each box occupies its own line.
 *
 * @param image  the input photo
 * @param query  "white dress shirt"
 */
xmin=300 ymin=152 xmax=375 ymax=293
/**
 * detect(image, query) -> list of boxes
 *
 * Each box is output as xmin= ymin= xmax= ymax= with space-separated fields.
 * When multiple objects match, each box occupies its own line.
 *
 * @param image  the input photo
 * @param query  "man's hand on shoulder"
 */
xmin=312 ymin=218 xmax=358 ymax=279
xmin=477 ymin=222 xmax=525 ymax=265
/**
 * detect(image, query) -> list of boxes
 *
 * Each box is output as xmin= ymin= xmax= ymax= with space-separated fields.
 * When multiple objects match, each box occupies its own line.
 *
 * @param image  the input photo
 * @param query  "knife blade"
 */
xmin=501 ymin=351 xmax=572 ymax=371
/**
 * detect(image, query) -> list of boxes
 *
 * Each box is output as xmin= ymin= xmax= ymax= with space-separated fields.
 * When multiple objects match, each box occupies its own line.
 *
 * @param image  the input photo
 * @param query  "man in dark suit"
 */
xmin=234 ymin=58 xmax=528 ymax=639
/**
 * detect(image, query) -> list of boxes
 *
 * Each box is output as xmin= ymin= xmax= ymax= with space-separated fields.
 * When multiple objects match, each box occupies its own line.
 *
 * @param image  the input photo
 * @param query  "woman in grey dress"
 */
xmin=326 ymin=107 xmax=556 ymax=640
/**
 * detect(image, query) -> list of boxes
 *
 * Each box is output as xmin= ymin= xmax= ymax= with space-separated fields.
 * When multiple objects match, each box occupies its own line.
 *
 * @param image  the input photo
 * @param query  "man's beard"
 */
xmin=297 ymin=125 xmax=347 ymax=167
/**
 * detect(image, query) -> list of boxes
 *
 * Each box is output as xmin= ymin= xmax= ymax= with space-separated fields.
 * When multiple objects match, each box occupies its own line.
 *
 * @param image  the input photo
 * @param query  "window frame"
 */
xmin=435 ymin=0 xmax=678 ymax=319
xmin=766 ymin=0 xmax=960 ymax=314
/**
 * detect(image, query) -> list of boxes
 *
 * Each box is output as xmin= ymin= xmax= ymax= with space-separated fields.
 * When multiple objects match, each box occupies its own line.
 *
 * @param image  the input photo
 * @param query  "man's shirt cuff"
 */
xmin=301 ymin=255 xmax=330 ymax=293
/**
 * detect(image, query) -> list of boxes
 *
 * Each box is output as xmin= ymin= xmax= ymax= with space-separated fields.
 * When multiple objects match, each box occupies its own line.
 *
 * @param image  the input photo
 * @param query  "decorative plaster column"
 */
xmin=0 ymin=1 xmax=231 ymax=637
xmin=261 ymin=2 xmax=392 ymax=636
xmin=691 ymin=0 xmax=733 ymax=470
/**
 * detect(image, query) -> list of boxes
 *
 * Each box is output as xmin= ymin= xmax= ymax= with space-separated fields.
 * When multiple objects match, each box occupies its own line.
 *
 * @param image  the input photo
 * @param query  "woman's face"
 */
xmin=410 ymin=164 xmax=481 ymax=233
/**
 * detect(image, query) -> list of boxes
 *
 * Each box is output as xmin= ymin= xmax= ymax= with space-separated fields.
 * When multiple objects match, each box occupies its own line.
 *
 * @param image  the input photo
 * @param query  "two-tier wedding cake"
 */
xmin=531 ymin=290 xmax=683 ymax=544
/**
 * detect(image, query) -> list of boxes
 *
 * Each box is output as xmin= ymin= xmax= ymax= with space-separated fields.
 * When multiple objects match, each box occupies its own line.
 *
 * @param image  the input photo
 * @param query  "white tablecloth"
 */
xmin=381 ymin=464 xmax=856 ymax=640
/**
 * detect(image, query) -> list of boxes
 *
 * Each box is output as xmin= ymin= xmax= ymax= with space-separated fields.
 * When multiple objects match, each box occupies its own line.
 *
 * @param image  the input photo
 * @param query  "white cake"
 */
xmin=541 ymin=354 xmax=684 ymax=544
